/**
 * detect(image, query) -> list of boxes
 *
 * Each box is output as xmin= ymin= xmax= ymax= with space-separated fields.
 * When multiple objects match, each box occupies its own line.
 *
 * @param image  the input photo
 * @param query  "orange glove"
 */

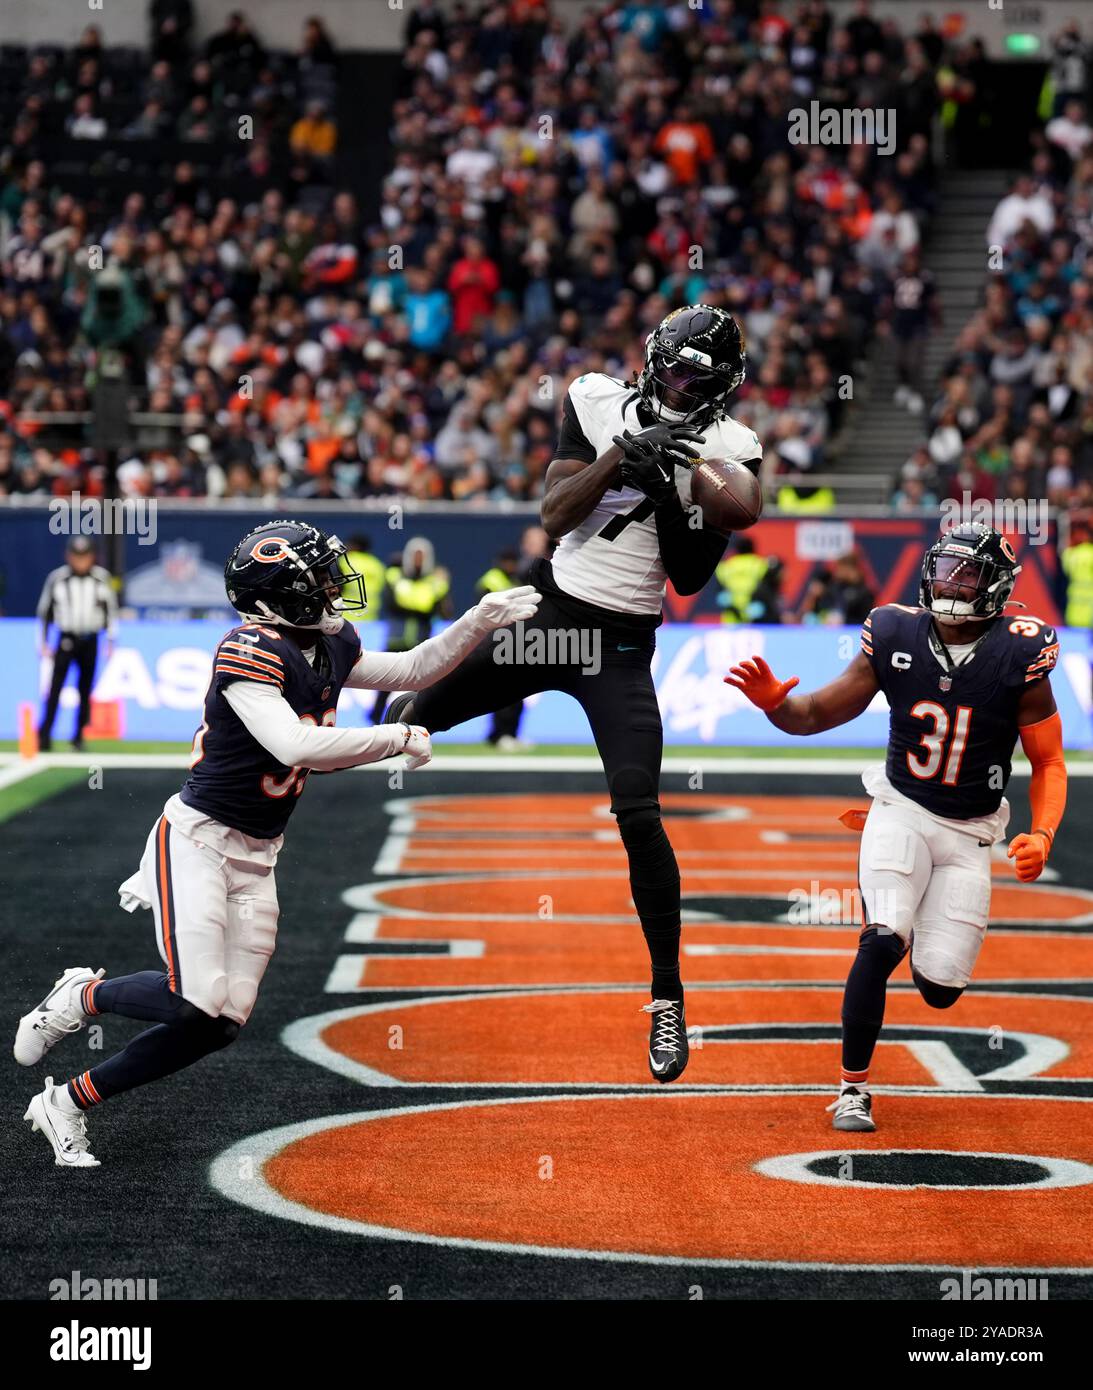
xmin=1007 ymin=831 xmax=1050 ymax=883
xmin=723 ymin=655 xmax=800 ymax=713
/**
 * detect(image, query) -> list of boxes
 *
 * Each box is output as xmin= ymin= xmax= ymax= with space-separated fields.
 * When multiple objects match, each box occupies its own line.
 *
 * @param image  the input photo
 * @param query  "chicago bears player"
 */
xmin=383 ymin=305 xmax=762 ymax=1080
xmin=725 ymin=524 xmax=1067 ymax=1131
xmin=15 ymin=520 xmax=539 ymax=1166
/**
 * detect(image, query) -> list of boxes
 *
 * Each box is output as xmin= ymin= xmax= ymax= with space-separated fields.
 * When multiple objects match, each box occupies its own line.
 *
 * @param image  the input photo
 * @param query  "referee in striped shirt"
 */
xmin=37 ymin=538 xmax=118 ymax=751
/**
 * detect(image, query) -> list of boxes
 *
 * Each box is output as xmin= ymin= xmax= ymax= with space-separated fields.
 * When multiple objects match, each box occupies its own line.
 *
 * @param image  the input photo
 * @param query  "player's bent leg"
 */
xmin=910 ymin=846 xmax=992 ymax=1010
xmin=24 ymin=1003 xmax=240 ymax=1169
xmin=384 ymin=604 xmax=556 ymax=735
xmin=223 ymin=866 xmax=279 ymax=1025
xmin=831 ymin=798 xmax=932 ymax=1128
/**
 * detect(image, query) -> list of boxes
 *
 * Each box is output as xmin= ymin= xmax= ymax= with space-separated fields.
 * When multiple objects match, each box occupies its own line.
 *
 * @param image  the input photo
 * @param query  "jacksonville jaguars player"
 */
xmin=15 ymin=520 xmax=539 ymax=1166
xmin=725 ymin=524 xmax=1067 ymax=1131
xmin=384 ymin=305 xmax=762 ymax=1080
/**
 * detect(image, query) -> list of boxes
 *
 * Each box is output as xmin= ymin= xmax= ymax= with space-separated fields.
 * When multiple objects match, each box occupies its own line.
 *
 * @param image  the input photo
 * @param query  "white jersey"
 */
xmin=550 ymin=372 xmax=762 ymax=615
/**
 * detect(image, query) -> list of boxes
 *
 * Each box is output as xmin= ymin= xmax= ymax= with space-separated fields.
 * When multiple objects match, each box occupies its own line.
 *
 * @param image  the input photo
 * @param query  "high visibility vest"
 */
xmin=477 ymin=567 xmax=515 ymax=595
xmin=342 ymin=549 xmax=385 ymax=618
xmin=776 ymin=485 xmax=836 ymax=514
xmin=383 ymin=565 xmax=450 ymax=647
xmin=1062 ymin=542 xmax=1093 ymax=629
xmin=714 ymin=552 xmax=768 ymax=623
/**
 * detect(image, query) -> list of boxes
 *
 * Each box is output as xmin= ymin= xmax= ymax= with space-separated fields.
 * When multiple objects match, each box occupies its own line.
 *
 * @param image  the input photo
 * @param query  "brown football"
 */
xmin=690 ymin=457 xmax=763 ymax=535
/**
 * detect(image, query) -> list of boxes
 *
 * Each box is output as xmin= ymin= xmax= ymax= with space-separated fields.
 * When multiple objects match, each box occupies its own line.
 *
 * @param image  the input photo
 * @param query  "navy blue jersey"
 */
xmin=861 ymin=605 xmax=1059 ymax=819
xmin=179 ymin=622 xmax=362 ymax=838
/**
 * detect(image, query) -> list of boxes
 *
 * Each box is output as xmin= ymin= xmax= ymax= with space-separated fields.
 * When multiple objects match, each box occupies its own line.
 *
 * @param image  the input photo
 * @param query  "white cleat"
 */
xmin=14 ymin=966 xmax=104 ymax=1066
xmin=827 ymin=1087 xmax=876 ymax=1132
xmin=24 ymin=1077 xmax=101 ymax=1168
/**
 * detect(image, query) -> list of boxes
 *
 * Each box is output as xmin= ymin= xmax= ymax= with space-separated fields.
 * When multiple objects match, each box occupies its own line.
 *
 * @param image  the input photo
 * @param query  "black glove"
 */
xmin=611 ymin=425 xmax=704 ymax=504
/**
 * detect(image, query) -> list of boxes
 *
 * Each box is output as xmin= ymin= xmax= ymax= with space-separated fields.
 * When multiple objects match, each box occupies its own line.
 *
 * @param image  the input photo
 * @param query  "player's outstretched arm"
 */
xmin=1008 ymin=679 xmax=1067 ymax=883
xmin=223 ymin=681 xmax=431 ymax=770
xmin=345 ymin=585 xmax=543 ymax=692
xmin=724 ymin=652 xmax=879 ymax=735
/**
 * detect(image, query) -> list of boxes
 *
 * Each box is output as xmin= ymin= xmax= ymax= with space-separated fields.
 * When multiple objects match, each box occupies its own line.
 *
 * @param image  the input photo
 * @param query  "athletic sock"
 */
xmin=54 ymin=1082 xmax=83 ymax=1114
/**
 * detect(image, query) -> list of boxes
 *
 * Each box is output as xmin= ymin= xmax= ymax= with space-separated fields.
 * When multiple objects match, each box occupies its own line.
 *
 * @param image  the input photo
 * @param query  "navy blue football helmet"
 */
xmin=224 ymin=520 xmax=365 ymax=629
xmin=920 ymin=523 xmax=1021 ymax=621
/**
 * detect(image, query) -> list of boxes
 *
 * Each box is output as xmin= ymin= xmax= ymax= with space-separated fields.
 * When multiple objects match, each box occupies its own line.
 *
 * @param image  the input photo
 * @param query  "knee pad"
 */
xmin=856 ymin=926 xmax=909 ymax=971
xmin=615 ymin=802 xmax=663 ymax=850
xmin=912 ymin=964 xmax=965 ymax=1009
xmin=207 ymin=1016 xmax=241 ymax=1049
xmin=185 ymin=1011 xmax=240 ymax=1051
xmin=225 ymin=974 xmax=260 ymax=1025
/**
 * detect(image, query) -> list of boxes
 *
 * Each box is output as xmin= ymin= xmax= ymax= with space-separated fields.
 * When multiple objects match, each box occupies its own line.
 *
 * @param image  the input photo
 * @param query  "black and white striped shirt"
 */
xmin=37 ymin=565 xmax=118 ymax=637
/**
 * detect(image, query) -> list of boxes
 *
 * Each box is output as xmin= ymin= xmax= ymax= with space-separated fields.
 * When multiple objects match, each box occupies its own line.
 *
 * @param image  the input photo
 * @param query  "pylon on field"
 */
xmin=18 ymin=703 xmax=38 ymax=759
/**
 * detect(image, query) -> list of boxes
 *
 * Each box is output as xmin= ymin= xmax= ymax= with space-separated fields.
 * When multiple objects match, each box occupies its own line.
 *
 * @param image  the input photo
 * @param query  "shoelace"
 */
xmin=35 ymin=1010 xmax=83 ymax=1046
xmin=59 ymin=1109 xmax=92 ymax=1155
xmin=642 ymin=1000 xmax=682 ymax=1054
xmin=825 ymin=1091 xmax=870 ymax=1115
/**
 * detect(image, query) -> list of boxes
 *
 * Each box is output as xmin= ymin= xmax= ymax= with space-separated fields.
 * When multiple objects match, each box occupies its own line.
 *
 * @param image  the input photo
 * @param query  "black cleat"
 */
xmin=643 ymin=998 xmax=689 ymax=1083
xmin=38 ymin=732 xmax=52 ymax=752
xmin=383 ymin=693 xmax=416 ymax=726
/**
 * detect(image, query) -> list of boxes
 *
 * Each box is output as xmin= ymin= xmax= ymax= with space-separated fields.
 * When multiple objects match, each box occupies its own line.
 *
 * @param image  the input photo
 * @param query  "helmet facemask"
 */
xmin=921 ymin=550 xmax=1016 ymax=622
xmin=643 ymin=348 xmax=738 ymax=425
xmin=230 ymin=530 xmax=366 ymax=632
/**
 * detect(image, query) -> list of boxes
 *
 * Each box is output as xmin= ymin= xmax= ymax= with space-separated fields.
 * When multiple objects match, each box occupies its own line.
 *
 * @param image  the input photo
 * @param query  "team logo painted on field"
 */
xmin=211 ymin=792 xmax=1093 ymax=1270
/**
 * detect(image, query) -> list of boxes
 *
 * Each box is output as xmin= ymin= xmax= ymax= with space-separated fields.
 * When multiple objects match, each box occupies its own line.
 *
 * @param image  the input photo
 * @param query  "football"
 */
xmin=690 ymin=457 xmax=764 ymax=534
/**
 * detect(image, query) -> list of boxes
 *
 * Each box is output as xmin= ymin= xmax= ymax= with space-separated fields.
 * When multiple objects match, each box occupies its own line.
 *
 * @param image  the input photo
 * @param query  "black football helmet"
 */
xmin=224 ymin=520 xmax=365 ymax=629
xmin=638 ymin=304 xmax=746 ymax=428
xmin=920 ymin=523 xmax=1021 ymax=622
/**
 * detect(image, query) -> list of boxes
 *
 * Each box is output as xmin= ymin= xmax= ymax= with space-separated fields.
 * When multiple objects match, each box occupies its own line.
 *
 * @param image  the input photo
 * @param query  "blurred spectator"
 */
xmin=799 ymin=552 xmax=875 ymax=625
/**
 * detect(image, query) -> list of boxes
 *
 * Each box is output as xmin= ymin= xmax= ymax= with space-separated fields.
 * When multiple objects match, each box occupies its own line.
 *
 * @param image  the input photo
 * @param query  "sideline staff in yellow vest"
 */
xmin=715 ymin=538 xmax=768 ymax=624
xmin=340 ymin=534 xmax=386 ymax=619
xmin=370 ymin=537 xmax=452 ymax=723
xmin=1061 ymin=522 xmax=1093 ymax=629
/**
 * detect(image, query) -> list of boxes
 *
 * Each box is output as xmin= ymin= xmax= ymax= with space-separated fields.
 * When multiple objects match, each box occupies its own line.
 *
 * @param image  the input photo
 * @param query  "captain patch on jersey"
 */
xmin=861 ymin=604 xmax=1059 ymax=819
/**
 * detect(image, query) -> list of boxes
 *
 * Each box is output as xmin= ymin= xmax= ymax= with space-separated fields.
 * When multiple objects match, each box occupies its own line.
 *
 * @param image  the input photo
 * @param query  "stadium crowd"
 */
xmin=0 ymin=0 xmax=1052 ymax=510
xmin=891 ymin=17 xmax=1093 ymax=519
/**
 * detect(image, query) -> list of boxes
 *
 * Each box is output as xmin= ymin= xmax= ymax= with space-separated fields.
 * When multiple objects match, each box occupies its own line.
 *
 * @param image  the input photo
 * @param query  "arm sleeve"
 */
xmin=654 ymin=494 xmax=729 ymax=596
xmin=344 ymin=605 xmax=488 ymax=692
xmin=1019 ymin=711 xmax=1067 ymax=845
xmin=553 ymin=391 xmax=597 ymax=463
xmin=223 ymin=681 xmax=408 ymax=771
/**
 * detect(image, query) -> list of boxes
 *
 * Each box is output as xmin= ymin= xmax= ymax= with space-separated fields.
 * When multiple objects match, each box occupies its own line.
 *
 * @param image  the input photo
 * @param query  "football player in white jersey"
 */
xmin=385 ymin=305 xmax=763 ymax=1080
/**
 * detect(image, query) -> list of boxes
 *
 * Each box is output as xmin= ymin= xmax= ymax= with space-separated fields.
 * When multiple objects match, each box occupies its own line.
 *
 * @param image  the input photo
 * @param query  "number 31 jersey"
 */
xmin=551 ymin=372 xmax=762 ymax=616
xmin=861 ymin=605 xmax=1059 ymax=819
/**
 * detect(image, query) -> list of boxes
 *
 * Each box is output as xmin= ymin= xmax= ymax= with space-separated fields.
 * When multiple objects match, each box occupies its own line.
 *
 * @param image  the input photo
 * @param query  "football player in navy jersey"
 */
xmin=15 ymin=520 xmax=540 ymax=1166
xmin=725 ymin=524 xmax=1067 ymax=1132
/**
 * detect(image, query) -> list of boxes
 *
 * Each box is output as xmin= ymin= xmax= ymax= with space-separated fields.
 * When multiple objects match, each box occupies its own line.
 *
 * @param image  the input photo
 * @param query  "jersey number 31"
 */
xmin=906 ymin=701 xmax=972 ymax=785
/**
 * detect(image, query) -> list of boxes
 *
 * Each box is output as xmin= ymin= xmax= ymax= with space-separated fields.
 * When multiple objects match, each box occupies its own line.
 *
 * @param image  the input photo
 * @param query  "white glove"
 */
xmin=398 ymin=723 xmax=432 ymax=770
xmin=471 ymin=584 xmax=542 ymax=631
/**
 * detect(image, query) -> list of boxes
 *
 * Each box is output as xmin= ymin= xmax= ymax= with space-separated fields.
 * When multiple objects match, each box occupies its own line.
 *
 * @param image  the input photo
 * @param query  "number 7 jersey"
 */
xmin=551 ymin=372 xmax=762 ymax=615
xmin=861 ymin=605 xmax=1060 ymax=819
